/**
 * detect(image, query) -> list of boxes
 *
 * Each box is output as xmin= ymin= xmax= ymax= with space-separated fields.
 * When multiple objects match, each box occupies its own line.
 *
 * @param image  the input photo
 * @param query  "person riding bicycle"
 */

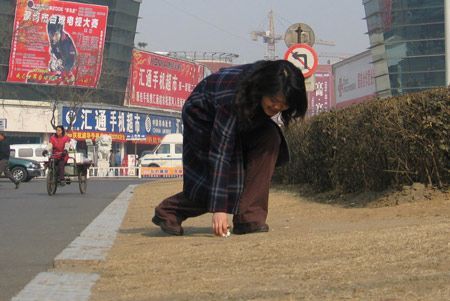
xmin=43 ymin=125 xmax=71 ymax=186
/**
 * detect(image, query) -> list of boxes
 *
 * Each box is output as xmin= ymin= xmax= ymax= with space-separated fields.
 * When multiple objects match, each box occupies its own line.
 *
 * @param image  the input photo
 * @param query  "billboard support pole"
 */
xmin=446 ymin=0 xmax=450 ymax=86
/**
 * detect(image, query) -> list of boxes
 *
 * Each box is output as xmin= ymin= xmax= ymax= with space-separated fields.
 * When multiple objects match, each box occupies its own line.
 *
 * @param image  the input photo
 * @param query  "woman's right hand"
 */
xmin=212 ymin=212 xmax=229 ymax=237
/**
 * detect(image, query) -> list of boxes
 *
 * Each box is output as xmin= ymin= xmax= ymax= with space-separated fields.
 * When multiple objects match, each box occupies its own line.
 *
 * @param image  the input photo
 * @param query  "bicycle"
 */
xmin=44 ymin=152 xmax=91 ymax=196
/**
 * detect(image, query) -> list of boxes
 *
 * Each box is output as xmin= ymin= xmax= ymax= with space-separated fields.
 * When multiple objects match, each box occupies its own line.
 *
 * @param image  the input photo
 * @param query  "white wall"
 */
xmin=0 ymin=100 xmax=55 ymax=134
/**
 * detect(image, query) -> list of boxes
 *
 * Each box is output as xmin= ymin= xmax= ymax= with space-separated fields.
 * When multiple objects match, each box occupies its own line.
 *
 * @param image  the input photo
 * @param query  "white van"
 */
xmin=139 ymin=134 xmax=183 ymax=168
xmin=10 ymin=144 xmax=48 ymax=168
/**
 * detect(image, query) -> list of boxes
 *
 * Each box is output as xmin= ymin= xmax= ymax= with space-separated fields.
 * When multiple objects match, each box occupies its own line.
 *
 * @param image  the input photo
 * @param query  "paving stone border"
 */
xmin=11 ymin=185 xmax=137 ymax=301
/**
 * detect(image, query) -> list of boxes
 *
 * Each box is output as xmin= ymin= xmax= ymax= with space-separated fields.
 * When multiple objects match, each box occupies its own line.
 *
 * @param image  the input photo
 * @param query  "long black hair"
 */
xmin=55 ymin=125 xmax=66 ymax=136
xmin=234 ymin=60 xmax=308 ymax=130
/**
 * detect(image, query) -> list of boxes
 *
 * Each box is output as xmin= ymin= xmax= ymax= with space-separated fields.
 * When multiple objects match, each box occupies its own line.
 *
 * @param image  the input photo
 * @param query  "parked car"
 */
xmin=138 ymin=134 xmax=183 ymax=168
xmin=5 ymin=157 xmax=42 ymax=182
xmin=10 ymin=144 xmax=48 ymax=170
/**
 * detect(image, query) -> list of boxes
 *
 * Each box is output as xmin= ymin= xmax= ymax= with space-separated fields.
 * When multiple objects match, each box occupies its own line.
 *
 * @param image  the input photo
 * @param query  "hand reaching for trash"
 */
xmin=212 ymin=212 xmax=230 ymax=237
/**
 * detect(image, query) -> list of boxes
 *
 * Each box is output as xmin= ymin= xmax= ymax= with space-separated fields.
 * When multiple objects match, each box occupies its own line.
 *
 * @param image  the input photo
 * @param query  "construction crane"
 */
xmin=252 ymin=10 xmax=337 ymax=60
xmin=251 ymin=10 xmax=283 ymax=60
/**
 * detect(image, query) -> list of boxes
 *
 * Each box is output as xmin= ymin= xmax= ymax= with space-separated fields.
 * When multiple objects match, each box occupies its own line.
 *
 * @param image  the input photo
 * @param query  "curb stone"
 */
xmin=11 ymin=184 xmax=137 ymax=301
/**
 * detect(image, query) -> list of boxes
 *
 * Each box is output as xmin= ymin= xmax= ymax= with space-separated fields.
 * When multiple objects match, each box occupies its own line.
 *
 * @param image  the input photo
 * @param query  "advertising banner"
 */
xmin=333 ymin=51 xmax=376 ymax=108
xmin=140 ymin=167 xmax=183 ymax=178
xmin=307 ymin=65 xmax=334 ymax=116
xmin=127 ymin=50 xmax=205 ymax=111
xmin=62 ymin=106 xmax=182 ymax=144
xmin=7 ymin=0 xmax=108 ymax=88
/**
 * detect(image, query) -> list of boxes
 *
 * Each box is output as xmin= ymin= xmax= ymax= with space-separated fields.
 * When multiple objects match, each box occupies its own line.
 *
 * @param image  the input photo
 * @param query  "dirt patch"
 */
xmin=90 ymin=180 xmax=450 ymax=301
xmin=277 ymin=182 xmax=448 ymax=209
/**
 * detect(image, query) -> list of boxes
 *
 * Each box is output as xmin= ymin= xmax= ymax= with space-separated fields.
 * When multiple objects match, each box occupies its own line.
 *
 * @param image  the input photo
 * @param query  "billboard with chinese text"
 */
xmin=126 ymin=50 xmax=205 ymax=111
xmin=333 ymin=51 xmax=376 ymax=108
xmin=7 ymin=0 xmax=108 ymax=88
xmin=62 ymin=106 xmax=182 ymax=145
xmin=307 ymin=65 xmax=334 ymax=116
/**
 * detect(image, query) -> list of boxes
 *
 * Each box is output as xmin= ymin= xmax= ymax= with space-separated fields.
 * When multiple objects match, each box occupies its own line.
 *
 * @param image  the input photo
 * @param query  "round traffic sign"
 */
xmin=284 ymin=23 xmax=316 ymax=48
xmin=284 ymin=44 xmax=318 ymax=78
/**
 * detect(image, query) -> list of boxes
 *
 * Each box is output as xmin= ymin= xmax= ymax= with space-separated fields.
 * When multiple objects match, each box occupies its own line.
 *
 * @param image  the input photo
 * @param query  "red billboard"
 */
xmin=126 ymin=50 xmax=205 ymax=111
xmin=308 ymin=65 xmax=334 ymax=116
xmin=7 ymin=0 xmax=108 ymax=88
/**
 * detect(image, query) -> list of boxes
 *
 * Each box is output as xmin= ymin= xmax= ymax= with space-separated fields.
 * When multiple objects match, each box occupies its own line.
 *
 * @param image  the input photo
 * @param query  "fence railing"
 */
xmin=87 ymin=167 xmax=141 ymax=179
xmin=86 ymin=167 xmax=183 ymax=179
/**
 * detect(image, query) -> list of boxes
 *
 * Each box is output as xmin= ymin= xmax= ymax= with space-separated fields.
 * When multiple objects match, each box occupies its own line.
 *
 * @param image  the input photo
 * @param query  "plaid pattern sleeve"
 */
xmin=182 ymin=65 xmax=249 ymax=214
xmin=207 ymin=103 xmax=238 ymax=212
xmin=181 ymin=63 xmax=289 ymax=214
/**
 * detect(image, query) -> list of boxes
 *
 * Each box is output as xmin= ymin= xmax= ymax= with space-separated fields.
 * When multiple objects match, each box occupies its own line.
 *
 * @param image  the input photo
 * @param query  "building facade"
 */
xmin=363 ymin=0 xmax=446 ymax=97
xmin=0 ymin=0 xmax=141 ymax=105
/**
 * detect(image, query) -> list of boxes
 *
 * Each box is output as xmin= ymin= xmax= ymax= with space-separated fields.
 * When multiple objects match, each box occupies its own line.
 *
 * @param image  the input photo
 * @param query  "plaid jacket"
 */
xmin=182 ymin=64 xmax=289 ymax=214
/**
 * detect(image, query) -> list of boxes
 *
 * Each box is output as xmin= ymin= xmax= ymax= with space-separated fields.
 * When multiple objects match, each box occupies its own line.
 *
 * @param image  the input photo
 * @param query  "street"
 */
xmin=0 ymin=178 xmax=148 ymax=301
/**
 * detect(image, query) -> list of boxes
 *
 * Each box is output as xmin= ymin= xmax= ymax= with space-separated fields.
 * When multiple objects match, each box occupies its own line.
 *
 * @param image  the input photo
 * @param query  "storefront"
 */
xmin=61 ymin=104 xmax=182 ymax=166
xmin=0 ymin=99 xmax=55 ymax=144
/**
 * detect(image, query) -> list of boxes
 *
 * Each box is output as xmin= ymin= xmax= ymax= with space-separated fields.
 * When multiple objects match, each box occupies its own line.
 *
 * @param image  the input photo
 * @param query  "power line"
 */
xmin=157 ymin=0 xmax=255 ymax=46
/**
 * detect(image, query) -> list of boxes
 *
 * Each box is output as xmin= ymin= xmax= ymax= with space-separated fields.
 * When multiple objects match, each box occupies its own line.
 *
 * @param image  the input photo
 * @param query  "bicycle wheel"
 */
xmin=78 ymin=170 xmax=87 ymax=194
xmin=46 ymin=168 xmax=57 ymax=196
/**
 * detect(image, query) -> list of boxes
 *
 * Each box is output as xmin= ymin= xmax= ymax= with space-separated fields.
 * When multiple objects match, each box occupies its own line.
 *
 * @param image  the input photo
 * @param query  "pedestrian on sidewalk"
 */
xmin=153 ymin=60 xmax=307 ymax=236
xmin=0 ymin=133 xmax=20 ymax=189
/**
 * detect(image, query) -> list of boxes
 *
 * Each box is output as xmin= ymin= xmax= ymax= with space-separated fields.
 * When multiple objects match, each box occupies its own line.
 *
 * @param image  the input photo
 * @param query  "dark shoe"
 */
xmin=15 ymin=182 xmax=20 ymax=189
xmin=152 ymin=215 xmax=184 ymax=236
xmin=232 ymin=223 xmax=269 ymax=235
xmin=59 ymin=181 xmax=66 ymax=187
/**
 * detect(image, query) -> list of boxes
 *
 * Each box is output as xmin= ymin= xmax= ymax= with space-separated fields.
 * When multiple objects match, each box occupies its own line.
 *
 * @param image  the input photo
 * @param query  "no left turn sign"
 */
xmin=284 ymin=43 xmax=318 ymax=78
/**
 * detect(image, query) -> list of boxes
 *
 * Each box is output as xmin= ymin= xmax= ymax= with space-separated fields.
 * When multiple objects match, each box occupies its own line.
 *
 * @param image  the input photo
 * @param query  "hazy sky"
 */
xmin=135 ymin=0 xmax=370 ymax=63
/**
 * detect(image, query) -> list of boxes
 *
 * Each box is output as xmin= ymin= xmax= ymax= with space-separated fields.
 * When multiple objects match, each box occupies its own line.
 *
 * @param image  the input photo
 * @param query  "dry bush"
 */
xmin=275 ymin=88 xmax=450 ymax=193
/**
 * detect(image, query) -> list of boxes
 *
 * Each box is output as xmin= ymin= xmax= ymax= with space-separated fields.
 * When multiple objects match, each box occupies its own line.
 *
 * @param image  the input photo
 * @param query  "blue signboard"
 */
xmin=62 ymin=106 xmax=182 ymax=139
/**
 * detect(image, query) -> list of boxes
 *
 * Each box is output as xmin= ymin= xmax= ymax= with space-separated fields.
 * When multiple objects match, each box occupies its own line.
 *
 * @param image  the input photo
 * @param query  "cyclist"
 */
xmin=43 ymin=125 xmax=71 ymax=186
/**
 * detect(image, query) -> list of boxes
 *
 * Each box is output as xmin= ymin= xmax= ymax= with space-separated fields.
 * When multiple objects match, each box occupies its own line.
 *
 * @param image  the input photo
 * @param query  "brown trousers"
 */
xmin=154 ymin=122 xmax=281 ymax=228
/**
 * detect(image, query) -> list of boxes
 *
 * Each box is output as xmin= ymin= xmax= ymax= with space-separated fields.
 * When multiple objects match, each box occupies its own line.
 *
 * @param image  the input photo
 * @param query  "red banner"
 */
xmin=127 ymin=50 xmax=205 ymax=111
xmin=7 ymin=0 xmax=108 ymax=88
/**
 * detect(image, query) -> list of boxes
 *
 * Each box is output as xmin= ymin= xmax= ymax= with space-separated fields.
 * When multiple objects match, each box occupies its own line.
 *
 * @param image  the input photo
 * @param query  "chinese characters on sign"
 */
xmin=334 ymin=51 xmax=376 ymax=107
xmin=62 ymin=106 xmax=182 ymax=144
xmin=7 ymin=0 xmax=108 ymax=88
xmin=307 ymin=65 xmax=334 ymax=116
xmin=140 ymin=167 xmax=183 ymax=178
xmin=127 ymin=50 xmax=205 ymax=111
